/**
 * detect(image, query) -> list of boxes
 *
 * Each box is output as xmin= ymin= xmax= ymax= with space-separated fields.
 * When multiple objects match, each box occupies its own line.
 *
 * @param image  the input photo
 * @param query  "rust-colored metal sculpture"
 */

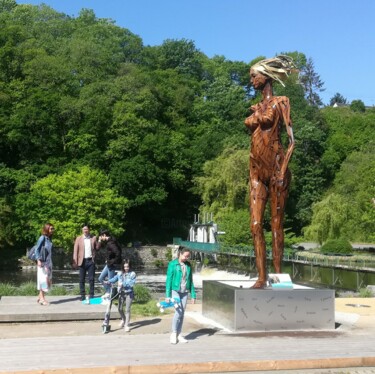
xmin=244 ymin=56 xmax=296 ymax=289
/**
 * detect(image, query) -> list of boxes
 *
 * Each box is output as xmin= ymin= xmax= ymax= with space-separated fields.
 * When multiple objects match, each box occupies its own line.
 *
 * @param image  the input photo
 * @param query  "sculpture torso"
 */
xmin=246 ymin=96 xmax=291 ymax=185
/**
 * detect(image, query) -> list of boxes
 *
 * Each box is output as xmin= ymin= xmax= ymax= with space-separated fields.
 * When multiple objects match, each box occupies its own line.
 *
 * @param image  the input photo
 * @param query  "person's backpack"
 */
xmin=27 ymin=237 xmax=46 ymax=261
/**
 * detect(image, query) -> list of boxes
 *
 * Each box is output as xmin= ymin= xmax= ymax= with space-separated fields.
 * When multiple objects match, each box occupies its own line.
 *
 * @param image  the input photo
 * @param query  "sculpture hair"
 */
xmin=251 ymin=55 xmax=296 ymax=87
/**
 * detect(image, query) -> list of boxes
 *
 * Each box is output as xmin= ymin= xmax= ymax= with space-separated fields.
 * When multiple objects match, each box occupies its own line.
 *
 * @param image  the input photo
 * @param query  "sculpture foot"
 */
xmin=251 ymin=280 xmax=266 ymax=289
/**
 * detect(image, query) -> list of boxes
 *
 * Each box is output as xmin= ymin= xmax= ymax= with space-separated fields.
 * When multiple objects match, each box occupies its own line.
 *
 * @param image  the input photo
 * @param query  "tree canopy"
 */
xmin=0 ymin=3 xmax=374 ymax=257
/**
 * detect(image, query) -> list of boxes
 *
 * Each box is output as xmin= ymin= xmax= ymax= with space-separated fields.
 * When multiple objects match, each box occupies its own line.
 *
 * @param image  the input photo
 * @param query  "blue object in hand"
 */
xmin=156 ymin=297 xmax=181 ymax=312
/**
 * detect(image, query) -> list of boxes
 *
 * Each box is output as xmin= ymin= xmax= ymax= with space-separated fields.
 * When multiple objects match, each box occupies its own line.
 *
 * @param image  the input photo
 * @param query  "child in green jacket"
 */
xmin=165 ymin=247 xmax=196 ymax=344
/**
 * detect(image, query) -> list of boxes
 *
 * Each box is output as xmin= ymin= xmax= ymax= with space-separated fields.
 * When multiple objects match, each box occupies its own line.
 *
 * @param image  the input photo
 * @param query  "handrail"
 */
xmin=173 ymin=238 xmax=375 ymax=271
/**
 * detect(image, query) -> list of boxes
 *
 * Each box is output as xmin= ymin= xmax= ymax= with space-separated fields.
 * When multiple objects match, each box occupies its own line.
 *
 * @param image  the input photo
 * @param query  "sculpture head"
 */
xmin=250 ymin=55 xmax=296 ymax=88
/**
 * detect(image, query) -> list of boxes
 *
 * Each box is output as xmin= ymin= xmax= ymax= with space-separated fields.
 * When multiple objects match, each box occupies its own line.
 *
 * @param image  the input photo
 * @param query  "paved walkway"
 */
xmin=0 ymin=295 xmax=375 ymax=373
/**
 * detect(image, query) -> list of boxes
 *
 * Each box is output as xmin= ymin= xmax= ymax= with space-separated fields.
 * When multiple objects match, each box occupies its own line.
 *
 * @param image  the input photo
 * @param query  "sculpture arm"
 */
xmin=277 ymin=98 xmax=295 ymax=182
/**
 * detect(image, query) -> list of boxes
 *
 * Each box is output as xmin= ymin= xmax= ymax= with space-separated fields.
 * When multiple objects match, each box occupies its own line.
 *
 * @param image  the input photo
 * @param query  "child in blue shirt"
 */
xmin=107 ymin=259 xmax=136 ymax=332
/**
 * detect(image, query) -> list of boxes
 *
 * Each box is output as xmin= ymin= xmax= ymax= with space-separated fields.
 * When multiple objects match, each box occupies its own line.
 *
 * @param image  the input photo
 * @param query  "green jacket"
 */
xmin=166 ymin=259 xmax=196 ymax=299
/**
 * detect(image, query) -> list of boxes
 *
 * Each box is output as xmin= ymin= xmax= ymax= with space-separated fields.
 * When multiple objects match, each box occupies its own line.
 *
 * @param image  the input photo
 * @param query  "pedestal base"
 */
xmin=202 ymin=279 xmax=335 ymax=332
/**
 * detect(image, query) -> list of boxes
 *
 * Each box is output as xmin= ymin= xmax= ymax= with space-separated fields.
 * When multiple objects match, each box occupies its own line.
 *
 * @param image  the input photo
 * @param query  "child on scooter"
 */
xmin=106 ymin=259 xmax=136 ymax=332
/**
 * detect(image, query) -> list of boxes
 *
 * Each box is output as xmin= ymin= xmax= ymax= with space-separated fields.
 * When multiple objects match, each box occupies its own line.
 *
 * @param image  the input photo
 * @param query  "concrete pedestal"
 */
xmin=202 ymin=280 xmax=335 ymax=332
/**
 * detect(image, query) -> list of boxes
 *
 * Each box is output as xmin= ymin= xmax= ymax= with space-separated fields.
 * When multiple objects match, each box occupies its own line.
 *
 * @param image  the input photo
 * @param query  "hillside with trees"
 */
xmin=0 ymin=1 xmax=374 ymax=261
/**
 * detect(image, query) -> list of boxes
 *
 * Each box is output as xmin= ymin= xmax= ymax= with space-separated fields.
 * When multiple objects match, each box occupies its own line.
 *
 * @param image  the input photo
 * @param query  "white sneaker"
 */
xmin=119 ymin=320 xmax=125 ymax=328
xmin=178 ymin=335 xmax=188 ymax=343
xmin=124 ymin=325 xmax=130 ymax=332
xmin=170 ymin=332 xmax=177 ymax=344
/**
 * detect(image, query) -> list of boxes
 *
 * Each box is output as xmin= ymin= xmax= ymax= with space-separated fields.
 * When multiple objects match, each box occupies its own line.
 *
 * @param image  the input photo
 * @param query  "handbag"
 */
xmin=27 ymin=237 xmax=46 ymax=261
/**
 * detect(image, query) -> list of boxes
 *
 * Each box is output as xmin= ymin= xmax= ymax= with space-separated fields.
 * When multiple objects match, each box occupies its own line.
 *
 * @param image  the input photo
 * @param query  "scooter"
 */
xmin=101 ymin=285 xmax=119 ymax=334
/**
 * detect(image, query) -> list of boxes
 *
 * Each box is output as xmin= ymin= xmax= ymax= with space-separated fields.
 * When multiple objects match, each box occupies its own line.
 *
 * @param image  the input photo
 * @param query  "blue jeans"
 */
xmin=118 ymin=290 xmax=134 ymax=326
xmin=171 ymin=290 xmax=188 ymax=334
xmin=98 ymin=264 xmax=116 ymax=294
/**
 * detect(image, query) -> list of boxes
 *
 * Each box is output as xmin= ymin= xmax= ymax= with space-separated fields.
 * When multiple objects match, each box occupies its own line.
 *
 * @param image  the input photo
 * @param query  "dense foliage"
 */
xmin=0 ymin=2 xmax=374 ymax=260
xmin=320 ymin=238 xmax=353 ymax=255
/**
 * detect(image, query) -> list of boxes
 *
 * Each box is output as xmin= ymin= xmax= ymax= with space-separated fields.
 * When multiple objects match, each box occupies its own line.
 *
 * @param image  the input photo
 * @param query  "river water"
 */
xmin=0 ymin=267 xmax=170 ymax=299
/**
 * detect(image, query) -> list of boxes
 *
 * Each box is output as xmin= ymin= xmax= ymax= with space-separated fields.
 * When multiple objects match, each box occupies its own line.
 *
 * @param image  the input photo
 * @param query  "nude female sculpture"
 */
xmin=244 ymin=56 xmax=296 ymax=289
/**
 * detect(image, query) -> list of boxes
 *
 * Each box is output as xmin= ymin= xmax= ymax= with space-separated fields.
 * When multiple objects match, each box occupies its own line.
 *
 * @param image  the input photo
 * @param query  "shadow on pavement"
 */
xmin=185 ymin=327 xmax=220 ymax=340
xmin=129 ymin=318 xmax=162 ymax=330
xmin=49 ymin=297 xmax=81 ymax=305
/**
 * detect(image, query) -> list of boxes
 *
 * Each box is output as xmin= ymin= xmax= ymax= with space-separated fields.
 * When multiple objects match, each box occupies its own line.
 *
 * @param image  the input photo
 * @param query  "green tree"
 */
xmin=303 ymin=193 xmax=352 ymax=244
xmin=14 ymin=166 xmax=128 ymax=251
xmin=329 ymin=92 xmax=347 ymax=106
xmin=332 ymin=147 xmax=375 ymax=241
xmin=320 ymin=107 xmax=375 ymax=181
xmin=155 ymin=38 xmax=204 ymax=79
xmin=299 ymin=57 xmax=325 ymax=106
xmin=194 ymin=147 xmax=249 ymax=216
xmin=0 ymin=0 xmax=16 ymax=12
xmin=216 ymin=209 xmax=251 ymax=246
xmin=350 ymin=99 xmax=366 ymax=113
xmin=304 ymin=147 xmax=375 ymax=243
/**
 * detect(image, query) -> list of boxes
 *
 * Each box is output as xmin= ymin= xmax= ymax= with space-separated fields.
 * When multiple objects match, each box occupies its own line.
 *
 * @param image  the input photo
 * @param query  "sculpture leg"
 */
xmin=270 ymin=171 xmax=291 ymax=273
xmin=249 ymin=178 xmax=268 ymax=289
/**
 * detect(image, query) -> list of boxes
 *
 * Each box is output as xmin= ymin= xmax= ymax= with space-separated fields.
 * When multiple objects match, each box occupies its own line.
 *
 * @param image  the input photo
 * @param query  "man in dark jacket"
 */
xmin=97 ymin=229 xmax=122 ymax=300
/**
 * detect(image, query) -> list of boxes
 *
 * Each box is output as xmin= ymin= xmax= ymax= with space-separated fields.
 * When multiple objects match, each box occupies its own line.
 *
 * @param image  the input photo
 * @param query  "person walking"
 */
xmin=72 ymin=224 xmax=100 ymax=301
xmin=165 ymin=247 xmax=196 ymax=344
xmin=35 ymin=223 xmax=55 ymax=306
xmin=106 ymin=259 xmax=136 ymax=332
xmin=97 ymin=229 xmax=122 ymax=301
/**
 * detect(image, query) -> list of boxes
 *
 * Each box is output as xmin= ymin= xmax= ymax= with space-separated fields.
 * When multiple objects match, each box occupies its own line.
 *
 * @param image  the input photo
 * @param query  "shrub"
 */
xmin=359 ymin=287 xmax=373 ymax=298
xmin=165 ymin=248 xmax=172 ymax=262
xmin=320 ymin=238 xmax=353 ymax=255
xmin=153 ymin=259 xmax=164 ymax=268
xmin=133 ymin=284 xmax=152 ymax=304
xmin=203 ymin=257 xmax=210 ymax=266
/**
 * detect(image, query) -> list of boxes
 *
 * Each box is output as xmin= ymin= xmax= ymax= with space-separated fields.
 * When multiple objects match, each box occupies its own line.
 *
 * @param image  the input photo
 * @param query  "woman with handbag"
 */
xmin=35 ymin=223 xmax=55 ymax=306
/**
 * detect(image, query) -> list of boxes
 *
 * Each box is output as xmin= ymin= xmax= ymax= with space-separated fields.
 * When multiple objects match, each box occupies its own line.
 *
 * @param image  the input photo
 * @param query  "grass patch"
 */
xmin=49 ymin=285 xmax=69 ymax=296
xmin=18 ymin=281 xmax=37 ymax=296
xmin=0 ymin=283 xmax=17 ymax=296
xmin=132 ymin=299 xmax=161 ymax=317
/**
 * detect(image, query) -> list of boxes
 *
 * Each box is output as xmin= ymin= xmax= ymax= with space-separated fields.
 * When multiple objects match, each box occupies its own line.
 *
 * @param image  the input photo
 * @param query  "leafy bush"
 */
xmin=165 ymin=248 xmax=172 ymax=262
xmin=320 ymin=238 xmax=353 ymax=255
xmin=202 ymin=257 xmax=210 ymax=266
xmin=133 ymin=284 xmax=152 ymax=304
xmin=153 ymin=259 xmax=164 ymax=268
xmin=359 ymin=287 xmax=373 ymax=298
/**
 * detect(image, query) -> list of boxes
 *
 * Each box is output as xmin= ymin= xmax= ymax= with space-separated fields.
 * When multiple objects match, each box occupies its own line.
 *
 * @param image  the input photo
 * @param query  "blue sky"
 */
xmin=17 ymin=0 xmax=375 ymax=106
